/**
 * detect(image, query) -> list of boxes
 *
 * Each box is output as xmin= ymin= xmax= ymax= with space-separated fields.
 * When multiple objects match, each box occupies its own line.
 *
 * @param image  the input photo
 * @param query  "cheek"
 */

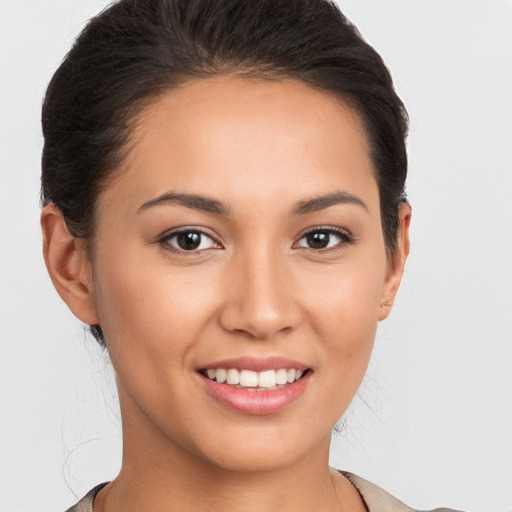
xmin=313 ymin=276 xmax=379 ymax=371
xmin=304 ymin=249 xmax=386 ymax=337
xmin=91 ymin=249 xmax=219 ymax=368
xmin=301 ymin=250 xmax=386 ymax=401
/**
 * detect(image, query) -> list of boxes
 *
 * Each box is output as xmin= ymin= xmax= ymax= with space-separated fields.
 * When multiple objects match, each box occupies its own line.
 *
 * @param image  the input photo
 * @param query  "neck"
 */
xmin=99 ymin=441 xmax=340 ymax=511
xmin=94 ymin=390 xmax=366 ymax=512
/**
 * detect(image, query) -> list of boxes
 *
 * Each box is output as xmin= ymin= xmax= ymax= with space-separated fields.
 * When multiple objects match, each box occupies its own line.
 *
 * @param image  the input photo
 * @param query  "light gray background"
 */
xmin=1 ymin=1 xmax=511 ymax=511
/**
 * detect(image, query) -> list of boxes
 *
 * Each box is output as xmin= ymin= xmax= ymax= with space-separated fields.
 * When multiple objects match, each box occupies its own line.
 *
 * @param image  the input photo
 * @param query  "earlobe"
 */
xmin=378 ymin=202 xmax=412 ymax=321
xmin=41 ymin=204 xmax=100 ymax=325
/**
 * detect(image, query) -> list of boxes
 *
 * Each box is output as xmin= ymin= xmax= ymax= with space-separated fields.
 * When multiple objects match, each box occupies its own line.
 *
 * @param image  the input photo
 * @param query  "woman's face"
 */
xmin=84 ymin=77 xmax=408 ymax=472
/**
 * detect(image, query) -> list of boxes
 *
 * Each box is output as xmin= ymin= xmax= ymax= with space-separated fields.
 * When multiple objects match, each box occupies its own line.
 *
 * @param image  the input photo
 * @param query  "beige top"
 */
xmin=65 ymin=472 xmax=464 ymax=512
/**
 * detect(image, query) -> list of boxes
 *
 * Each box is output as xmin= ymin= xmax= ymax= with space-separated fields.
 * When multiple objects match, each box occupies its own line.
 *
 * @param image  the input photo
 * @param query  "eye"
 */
xmin=160 ymin=229 xmax=220 ymax=253
xmin=296 ymin=228 xmax=353 ymax=251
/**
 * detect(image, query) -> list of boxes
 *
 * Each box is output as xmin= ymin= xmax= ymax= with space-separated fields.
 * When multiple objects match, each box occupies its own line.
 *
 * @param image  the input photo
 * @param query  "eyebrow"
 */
xmin=137 ymin=190 xmax=367 ymax=216
xmin=292 ymin=191 xmax=368 ymax=215
xmin=137 ymin=192 xmax=231 ymax=216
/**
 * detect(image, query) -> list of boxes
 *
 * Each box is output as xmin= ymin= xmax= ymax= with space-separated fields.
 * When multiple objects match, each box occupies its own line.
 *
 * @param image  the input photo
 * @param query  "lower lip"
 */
xmin=199 ymin=372 xmax=311 ymax=415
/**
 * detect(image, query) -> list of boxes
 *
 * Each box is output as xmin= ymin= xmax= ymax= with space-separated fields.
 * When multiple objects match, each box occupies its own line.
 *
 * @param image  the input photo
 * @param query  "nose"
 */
xmin=218 ymin=247 xmax=301 ymax=340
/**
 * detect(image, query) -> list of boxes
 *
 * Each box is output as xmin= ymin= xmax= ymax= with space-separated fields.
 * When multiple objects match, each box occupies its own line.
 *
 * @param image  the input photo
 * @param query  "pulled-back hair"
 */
xmin=41 ymin=0 xmax=408 ymax=344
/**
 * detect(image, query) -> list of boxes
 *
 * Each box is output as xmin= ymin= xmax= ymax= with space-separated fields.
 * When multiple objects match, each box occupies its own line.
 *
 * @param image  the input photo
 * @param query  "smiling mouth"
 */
xmin=198 ymin=368 xmax=311 ymax=390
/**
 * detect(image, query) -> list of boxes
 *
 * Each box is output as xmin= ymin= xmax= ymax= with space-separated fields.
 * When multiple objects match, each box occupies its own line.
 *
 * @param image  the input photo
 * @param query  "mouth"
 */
xmin=198 ymin=367 xmax=310 ymax=391
xmin=196 ymin=359 xmax=312 ymax=415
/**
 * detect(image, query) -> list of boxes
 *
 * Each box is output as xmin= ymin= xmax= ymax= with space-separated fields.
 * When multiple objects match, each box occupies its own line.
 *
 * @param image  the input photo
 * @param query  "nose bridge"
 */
xmin=219 ymin=241 xmax=298 ymax=339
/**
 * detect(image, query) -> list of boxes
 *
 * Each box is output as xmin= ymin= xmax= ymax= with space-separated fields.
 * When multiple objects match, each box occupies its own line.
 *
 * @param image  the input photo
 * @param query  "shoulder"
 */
xmin=64 ymin=483 xmax=108 ymax=512
xmin=341 ymin=471 xmax=466 ymax=512
xmin=65 ymin=476 xmax=466 ymax=512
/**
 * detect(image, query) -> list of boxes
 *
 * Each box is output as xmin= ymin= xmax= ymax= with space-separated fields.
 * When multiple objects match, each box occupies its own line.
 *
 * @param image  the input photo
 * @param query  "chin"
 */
xmin=185 ymin=422 xmax=331 ymax=474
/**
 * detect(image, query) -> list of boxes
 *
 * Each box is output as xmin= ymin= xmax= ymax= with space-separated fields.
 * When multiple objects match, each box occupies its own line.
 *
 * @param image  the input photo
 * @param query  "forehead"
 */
xmin=105 ymin=76 xmax=378 ymax=214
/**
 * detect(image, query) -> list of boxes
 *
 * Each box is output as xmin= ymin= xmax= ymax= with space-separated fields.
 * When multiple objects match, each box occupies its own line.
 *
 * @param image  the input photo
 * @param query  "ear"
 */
xmin=41 ymin=204 xmax=100 ymax=325
xmin=378 ymin=202 xmax=412 ymax=321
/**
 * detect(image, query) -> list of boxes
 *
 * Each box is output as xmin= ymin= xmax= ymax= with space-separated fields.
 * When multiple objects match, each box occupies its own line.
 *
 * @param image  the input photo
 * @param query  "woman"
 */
xmin=40 ymin=1 xmax=462 ymax=510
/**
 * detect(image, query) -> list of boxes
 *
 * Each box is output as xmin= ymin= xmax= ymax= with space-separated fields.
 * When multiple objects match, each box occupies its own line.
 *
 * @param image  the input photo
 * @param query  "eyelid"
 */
xmin=155 ymin=225 xmax=353 ymax=255
xmin=294 ymin=225 xmax=355 ymax=251
xmin=157 ymin=226 xmax=223 ymax=254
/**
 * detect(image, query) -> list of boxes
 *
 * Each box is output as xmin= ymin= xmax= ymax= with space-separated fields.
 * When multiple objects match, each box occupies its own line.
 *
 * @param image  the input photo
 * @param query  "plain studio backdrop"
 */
xmin=0 ymin=1 xmax=511 ymax=511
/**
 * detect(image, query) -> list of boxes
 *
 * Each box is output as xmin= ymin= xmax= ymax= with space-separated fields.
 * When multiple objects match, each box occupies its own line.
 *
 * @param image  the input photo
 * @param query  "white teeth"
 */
xmin=226 ymin=369 xmax=240 ymax=385
xmin=240 ymin=370 xmax=258 ymax=387
xmin=275 ymin=368 xmax=288 ymax=385
xmin=216 ymin=368 xmax=227 ymax=383
xmin=204 ymin=368 xmax=306 ymax=387
xmin=258 ymin=370 xmax=276 ymax=388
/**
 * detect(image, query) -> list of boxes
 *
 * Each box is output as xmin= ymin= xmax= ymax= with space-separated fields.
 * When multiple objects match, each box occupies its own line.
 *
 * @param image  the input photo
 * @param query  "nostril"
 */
xmin=217 ymin=276 xmax=302 ymax=339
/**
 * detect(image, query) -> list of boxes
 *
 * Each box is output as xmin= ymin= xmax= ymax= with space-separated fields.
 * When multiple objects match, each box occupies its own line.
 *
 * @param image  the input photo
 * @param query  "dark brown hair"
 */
xmin=41 ymin=0 xmax=408 ymax=344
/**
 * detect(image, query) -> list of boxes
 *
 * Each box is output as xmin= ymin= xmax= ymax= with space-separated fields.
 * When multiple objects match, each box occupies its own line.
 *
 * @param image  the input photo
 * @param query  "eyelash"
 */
xmin=294 ymin=226 xmax=355 ymax=253
xmin=158 ymin=226 xmax=354 ymax=255
xmin=158 ymin=228 xmax=221 ymax=255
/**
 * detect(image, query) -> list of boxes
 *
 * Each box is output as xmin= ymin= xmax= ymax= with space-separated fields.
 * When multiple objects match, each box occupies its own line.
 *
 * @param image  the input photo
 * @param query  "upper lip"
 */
xmin=197 ymin=356 xmax=310 ymax=373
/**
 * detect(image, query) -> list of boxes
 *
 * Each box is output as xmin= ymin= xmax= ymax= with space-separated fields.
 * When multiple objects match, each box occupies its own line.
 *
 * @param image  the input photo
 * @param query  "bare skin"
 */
xmin=42 ymin=77 xmax=410 ymax=511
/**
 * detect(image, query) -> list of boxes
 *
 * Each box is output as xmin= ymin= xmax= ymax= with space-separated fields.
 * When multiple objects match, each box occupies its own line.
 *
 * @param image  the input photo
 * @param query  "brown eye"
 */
xmin=163 ymin=230 xmax=218 ymax=252
xmin=305 ymin=232 xmax=330 ymax=249
xmin=297 ymin=228 xmax=352 ymax=251
xmin=176 ymin=232 xmax=201 ymax=250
